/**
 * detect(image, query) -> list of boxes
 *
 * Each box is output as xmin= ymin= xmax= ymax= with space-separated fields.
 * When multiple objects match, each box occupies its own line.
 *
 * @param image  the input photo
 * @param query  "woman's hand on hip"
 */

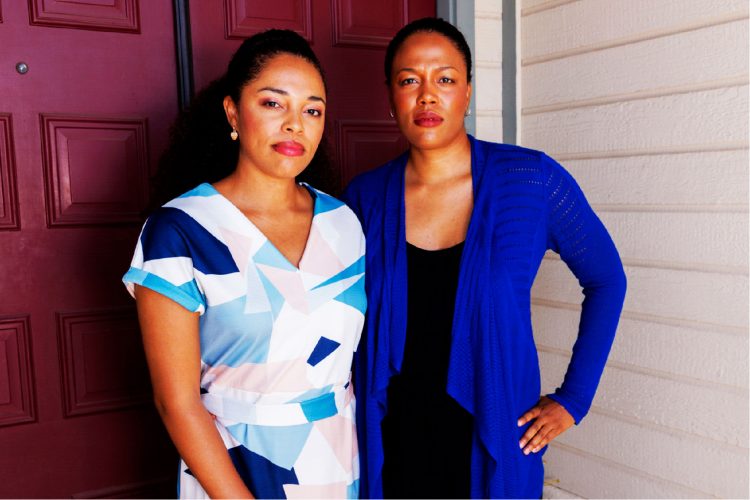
xmin=517 ymin=396 xmax=575 ymax=455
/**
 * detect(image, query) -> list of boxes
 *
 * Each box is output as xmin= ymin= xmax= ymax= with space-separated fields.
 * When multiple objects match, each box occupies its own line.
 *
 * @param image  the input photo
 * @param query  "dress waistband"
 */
xmin=201 ymin=383 xmax=354 ymax=427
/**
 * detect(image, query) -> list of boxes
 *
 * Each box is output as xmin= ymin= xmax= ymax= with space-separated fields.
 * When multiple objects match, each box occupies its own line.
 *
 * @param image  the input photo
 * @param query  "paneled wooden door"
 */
xmin=189 ymin=0 xmax=435 ymax=189
xmin=0 ymin=0 xmax=435 ymax=498
xmin=0 ymin=1 xmax=178 ymax=497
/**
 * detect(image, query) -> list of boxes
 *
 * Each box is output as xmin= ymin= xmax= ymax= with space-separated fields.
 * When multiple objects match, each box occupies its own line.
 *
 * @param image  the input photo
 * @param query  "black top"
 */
xmin=381 ymin=241 xmax=473 ymax=499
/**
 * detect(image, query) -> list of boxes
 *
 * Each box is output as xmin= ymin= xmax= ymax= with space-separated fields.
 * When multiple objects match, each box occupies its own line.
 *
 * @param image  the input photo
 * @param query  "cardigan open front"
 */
xmin=342 ymin=136 xmax=627 ymax=498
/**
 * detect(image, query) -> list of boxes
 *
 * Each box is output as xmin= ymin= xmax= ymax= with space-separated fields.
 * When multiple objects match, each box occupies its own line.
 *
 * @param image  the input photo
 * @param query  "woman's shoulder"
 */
xmin=342 ymin=152 xmax=408 ymax=205
xmin=306 ymin=184 xmax=352 ymax=213
xmin=142 ymin=183 xmax=222 ymax=234
xmin=305 ymin=185 xmax=363 ymax=227
xmin=472 ymin=136 xmax=546 ymax=163
xmin=472 ymin=137 xmax=575 ymax=182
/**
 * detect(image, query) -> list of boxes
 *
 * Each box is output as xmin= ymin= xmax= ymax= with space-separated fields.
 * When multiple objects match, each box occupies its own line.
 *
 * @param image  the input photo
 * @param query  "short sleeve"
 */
xmin=122 ymin=207 xmax=207 ymax=314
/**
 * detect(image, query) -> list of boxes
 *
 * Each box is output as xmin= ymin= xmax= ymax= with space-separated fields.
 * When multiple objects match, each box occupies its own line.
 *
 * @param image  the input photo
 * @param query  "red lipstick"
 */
xmin=272 ymin=141 xmax=304 ymax=157
xmin=413 ymin=111 xmax=444 ymax=127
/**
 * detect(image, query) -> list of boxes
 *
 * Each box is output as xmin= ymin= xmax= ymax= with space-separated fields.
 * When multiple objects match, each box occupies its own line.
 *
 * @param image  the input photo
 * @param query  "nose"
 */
xmin=418 ymin=81 xmax=437 ymax=105
xmin=283 ymin=111 xmax=303 ymax=134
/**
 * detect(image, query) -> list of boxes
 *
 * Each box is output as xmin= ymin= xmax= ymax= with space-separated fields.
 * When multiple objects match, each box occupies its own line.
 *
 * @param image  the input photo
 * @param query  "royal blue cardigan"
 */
xmin=342 ymin=136 xmax=627 ymax=499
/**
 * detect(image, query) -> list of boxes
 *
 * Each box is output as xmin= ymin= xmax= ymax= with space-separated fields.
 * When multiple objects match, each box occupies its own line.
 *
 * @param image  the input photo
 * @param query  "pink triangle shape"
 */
xmin=220 ymin=228 xmax=255 ymax=275
xmin=299 ymin=226 xmax=344 ymax=277
xmin=257 ymin=264 xmax=309 ymax=314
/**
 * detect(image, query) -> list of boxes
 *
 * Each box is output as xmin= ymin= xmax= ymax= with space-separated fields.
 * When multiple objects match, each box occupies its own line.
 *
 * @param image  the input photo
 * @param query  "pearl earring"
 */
xmin=465 ymin=108 xmax=472 ymax=117
xmin=389 ymin=109 xmax=394 ymax=118
xmin=230 ymin=128 xmax=238 ymax=141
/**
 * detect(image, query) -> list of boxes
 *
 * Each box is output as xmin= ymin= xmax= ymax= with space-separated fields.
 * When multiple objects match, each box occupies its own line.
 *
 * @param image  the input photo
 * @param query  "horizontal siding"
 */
xmin=540 ymin=350 xmax=749 ymax=447
xmin=554 ymin=411 xmax=749 ymax=498
xmin=474 ymin=3 xmax=503 ymax=142
xmin=520 ymin=0 xmax=578 ymax=17
xmin=475 ymin=65 xmax=502 ymax=111
xmin=476 ymin=15 xmax=503 ymax=64
xmin=560 ymin=151 xmax=749 ymax=206
xmin=532 ymin=304 xmax=749 ymax=389
xmin=596 ymin=211 xmax=748 ymax=271
xmin=544 ymin=443 xmax=723 ymax=498
xmin=542 ymin=484 xmax=582 ymax=499
xmin=533 ymin=259 xmax=749 ymax=327
xmin=521 ymin=0 xmax=749 ymax=61
xmin=476 ymin=0 xmax=503 ymax=14
xmin=475 ymin=114 xmax=503 ymax=141
xmin=522 ymin=85 xmax=749 ymax=155
xmin=523 ymin=19 xmax=748 ymax=111
xmin=519 ymin=0 xmax=748 ymax=497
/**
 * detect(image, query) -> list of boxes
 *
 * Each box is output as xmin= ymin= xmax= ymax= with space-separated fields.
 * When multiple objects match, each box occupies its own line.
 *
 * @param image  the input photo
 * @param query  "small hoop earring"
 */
xmin=465 ymin=108 xmax=472 ymax=117
xmin=389 ymin=109 xmax=394 ymax=118
xmin=230 ymin=128 xmax=238 ymax=141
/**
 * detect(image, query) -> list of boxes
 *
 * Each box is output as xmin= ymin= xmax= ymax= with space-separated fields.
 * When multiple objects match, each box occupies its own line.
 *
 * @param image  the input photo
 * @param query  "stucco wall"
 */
xmin=512 ymin=0 xmax=749 ymax=497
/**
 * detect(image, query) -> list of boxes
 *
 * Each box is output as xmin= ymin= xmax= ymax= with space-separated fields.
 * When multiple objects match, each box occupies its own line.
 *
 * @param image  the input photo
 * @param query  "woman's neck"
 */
xmin=406 ymin=133 xmax=472 ymax=185
xmin=213 ymin=167 xmax=306 ymax=216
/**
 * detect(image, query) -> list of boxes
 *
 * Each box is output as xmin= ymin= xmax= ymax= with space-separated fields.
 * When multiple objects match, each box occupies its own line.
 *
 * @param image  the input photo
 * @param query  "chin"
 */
xmin=276 ymin=157 xmax=312 ymax=177
xmin=405 ymin=129 xmax=457 ymax=150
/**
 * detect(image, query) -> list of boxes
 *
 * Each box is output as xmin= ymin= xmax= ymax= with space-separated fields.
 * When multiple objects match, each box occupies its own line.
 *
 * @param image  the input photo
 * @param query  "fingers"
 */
xmin=519 ymin=420 xmax=553 ymax=454
xmin=522 ymin=425 xmax=558 ymax=455
xmin=517 ymin=399 xmax=576 ymax=455
xmin=517 ymin=406 xmax=541 ymax=426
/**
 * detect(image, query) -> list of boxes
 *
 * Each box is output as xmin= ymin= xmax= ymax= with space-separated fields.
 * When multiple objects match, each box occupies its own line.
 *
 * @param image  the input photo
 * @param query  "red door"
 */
xmin=0 ymin=1 xmax=177 ymax=497
xmin=0 ymin=1 xmax=434 ymax=497
xmin=189 ymin=0 xmax=435 ymax=189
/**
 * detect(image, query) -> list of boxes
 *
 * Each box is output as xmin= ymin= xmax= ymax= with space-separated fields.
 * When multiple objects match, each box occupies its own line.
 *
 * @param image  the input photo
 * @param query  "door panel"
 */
xmin=0 ymin=0 xmax=177 ymax=497
xmin=226 ymin=0 xmax=313 ymax=40
xmin=332 ymin=0 xmax=408 ymax=47
xmin=28 ymin=0 xmax=140 ymax=33
xmin=0 ymin=315 xmax=34 ymax=427
xmin=0 ymin=114 xmax=19 ymax=229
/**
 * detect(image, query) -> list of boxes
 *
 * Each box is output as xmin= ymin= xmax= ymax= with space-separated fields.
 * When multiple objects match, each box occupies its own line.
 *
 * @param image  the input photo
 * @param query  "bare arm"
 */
xmin=135 ymin=285 xmax=253 ymax=499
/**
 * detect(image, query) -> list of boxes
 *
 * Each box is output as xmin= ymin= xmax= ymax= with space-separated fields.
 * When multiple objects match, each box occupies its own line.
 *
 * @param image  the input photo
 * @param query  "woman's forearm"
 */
xmin=157 ymin=397 xmax=253 ymax=499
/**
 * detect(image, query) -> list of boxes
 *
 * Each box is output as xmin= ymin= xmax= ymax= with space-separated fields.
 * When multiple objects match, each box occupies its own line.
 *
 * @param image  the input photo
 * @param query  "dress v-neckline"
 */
xmin=204 ymin=182 xmax=317 ymax=272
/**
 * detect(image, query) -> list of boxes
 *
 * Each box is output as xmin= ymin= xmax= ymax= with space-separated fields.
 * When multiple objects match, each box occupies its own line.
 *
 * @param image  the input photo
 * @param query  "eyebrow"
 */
xmin=395 ymin=66 xmax=458 ymax=73
xmin=258 ymin=86 xmax=326 ymax=105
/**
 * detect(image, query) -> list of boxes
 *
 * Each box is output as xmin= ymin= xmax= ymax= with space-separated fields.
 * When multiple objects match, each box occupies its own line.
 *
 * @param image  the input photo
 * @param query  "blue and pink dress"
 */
xmin=123 ymin=183 xmax=365 ymax=499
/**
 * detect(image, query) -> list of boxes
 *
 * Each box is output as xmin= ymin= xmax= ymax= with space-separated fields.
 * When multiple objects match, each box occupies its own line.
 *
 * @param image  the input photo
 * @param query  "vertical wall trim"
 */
xmin=436 ymin=0 xmax=456 ymax=23
xmin=436 ymin=0 xmax=476 ymax=135
xmin=172 ymin=0 xmax=194 ymax=111
xmin=502 ymin=0 xmax=517 ymax=144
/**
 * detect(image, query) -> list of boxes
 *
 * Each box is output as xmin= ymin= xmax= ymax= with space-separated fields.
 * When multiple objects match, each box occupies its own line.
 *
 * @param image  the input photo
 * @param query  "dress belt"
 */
xmin=201 ymin=383 xmax=354 ymax=427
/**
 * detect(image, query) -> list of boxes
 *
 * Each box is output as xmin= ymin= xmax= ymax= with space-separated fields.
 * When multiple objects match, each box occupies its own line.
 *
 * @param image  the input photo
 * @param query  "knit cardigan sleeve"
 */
xmin=541 ymin=155 xmax=627 ymax=423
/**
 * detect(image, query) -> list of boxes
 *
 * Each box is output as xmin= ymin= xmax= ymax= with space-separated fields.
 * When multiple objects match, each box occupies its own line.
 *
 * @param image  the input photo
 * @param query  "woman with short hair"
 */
xmin=344 ymin=17 xmax=626 ymax=499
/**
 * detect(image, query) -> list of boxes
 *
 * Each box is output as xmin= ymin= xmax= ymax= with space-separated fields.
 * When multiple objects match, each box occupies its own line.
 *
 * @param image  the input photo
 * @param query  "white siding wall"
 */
xmin=517 ymin=0 xmax=749 ymax=497
xmin=474 ymin=0 xmax=503 ymax=141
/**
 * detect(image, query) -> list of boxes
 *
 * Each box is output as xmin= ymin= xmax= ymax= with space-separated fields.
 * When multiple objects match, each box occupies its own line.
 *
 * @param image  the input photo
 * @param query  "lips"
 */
xmin=272 ymin=141 xmax=305 ymax=157
xmin=413 ymin=111 xmax=444 ymax=127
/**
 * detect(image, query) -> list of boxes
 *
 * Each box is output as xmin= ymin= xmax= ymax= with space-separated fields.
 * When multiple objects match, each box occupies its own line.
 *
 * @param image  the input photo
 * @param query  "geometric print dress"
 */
xmin=123 ymin=183 xmax=364 ymax=499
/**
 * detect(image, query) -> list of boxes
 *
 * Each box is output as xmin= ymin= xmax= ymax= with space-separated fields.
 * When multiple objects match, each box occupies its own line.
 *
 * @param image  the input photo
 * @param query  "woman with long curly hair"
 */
xmin=123 ymin=30 xmax=364 ymax=499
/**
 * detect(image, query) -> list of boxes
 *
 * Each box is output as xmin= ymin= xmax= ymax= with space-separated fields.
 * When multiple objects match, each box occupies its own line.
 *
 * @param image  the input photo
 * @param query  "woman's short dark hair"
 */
xmin=384 ymin=17 xmax=473 ymax=84
xmin=148 ymin=29 xmax=336 ymax=212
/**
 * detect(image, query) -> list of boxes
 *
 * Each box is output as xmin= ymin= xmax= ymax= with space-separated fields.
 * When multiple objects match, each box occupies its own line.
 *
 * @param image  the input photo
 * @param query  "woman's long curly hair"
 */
xmin=148 ymin=29 xmax=338 ymax=212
